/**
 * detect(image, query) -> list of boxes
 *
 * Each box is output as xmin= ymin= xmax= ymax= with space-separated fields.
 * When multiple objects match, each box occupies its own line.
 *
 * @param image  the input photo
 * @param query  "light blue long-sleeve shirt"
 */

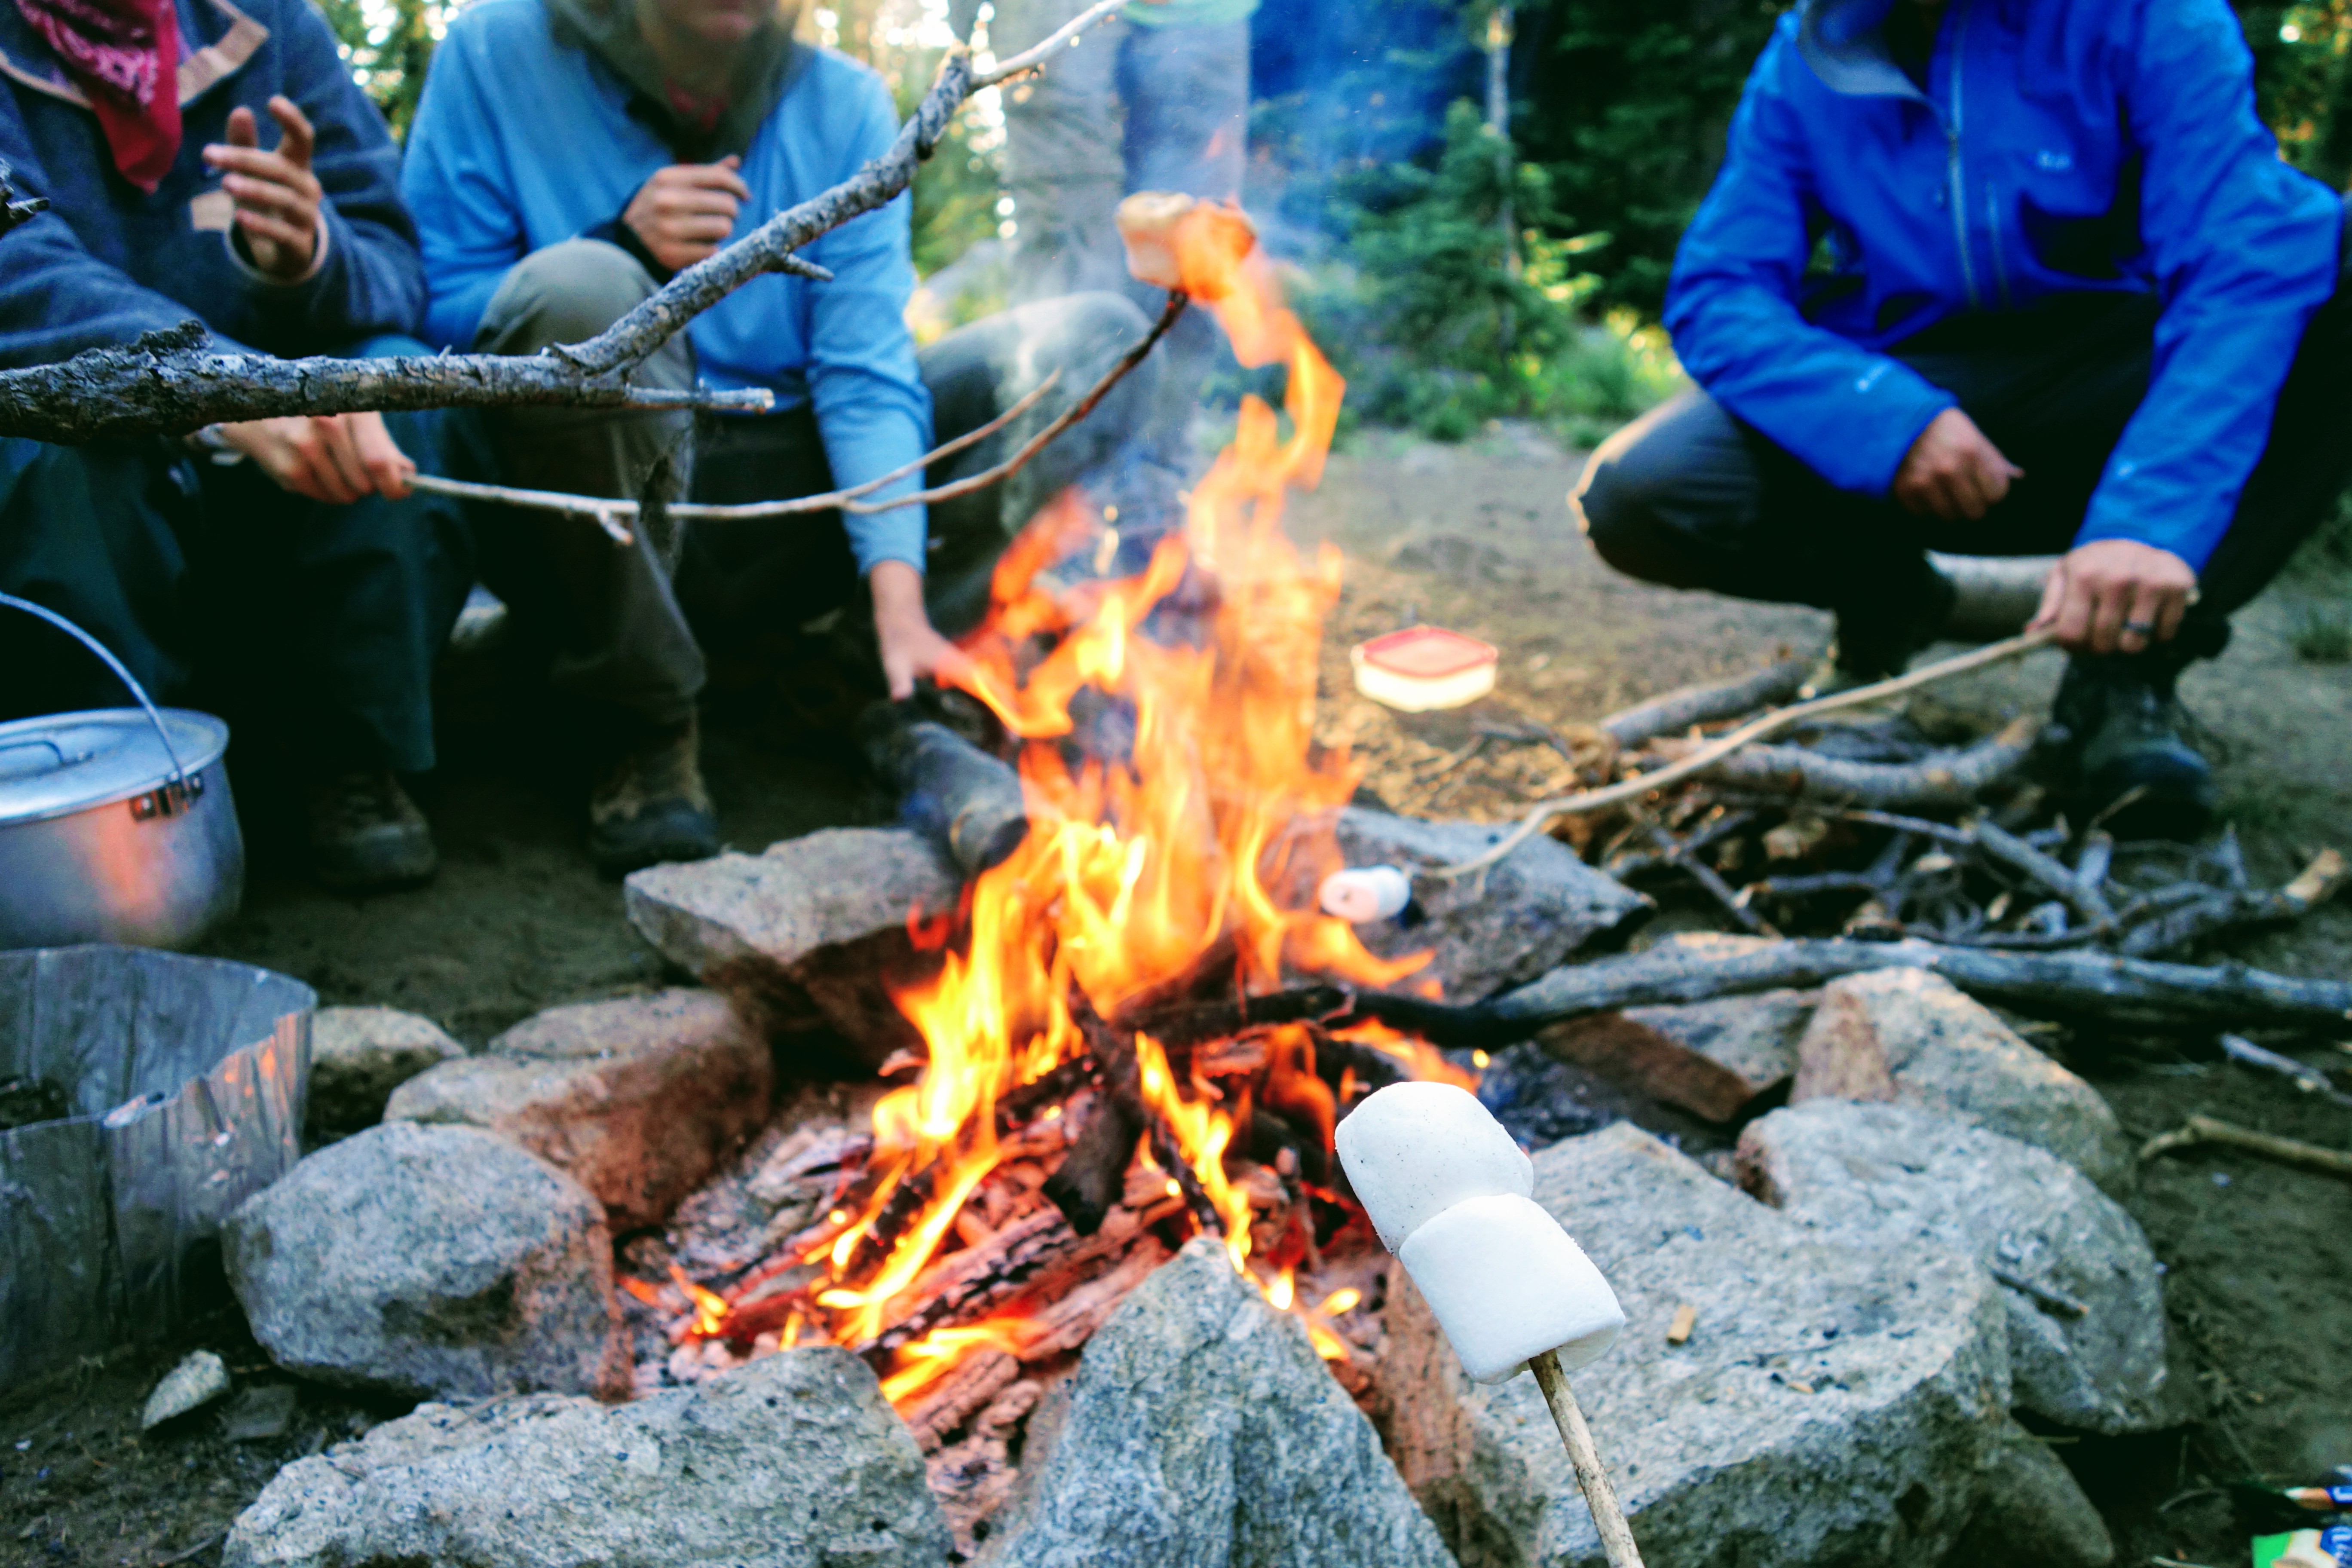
xmin=400 ymin=0 xmax=933 ymax=573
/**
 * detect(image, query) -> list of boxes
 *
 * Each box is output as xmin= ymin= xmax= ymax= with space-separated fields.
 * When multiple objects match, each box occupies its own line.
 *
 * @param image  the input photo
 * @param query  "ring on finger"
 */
xmin=2121 ymin=619 xmax=2156 ymax=637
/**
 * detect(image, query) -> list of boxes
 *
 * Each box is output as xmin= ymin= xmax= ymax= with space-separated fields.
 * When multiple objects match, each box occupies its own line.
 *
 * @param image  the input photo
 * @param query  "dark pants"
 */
xmin=0 ymin=336 xmax=472 ymax=775
xmin=454 ymin=240 xmax=1164 ymax=733
xmin=1573 ymin=274 xmax=2352 ymax=665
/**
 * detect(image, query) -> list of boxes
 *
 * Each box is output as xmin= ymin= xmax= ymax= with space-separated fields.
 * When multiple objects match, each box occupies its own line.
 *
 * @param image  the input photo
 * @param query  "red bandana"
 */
xmin=14 ymin=0 xmax=181 ymax=193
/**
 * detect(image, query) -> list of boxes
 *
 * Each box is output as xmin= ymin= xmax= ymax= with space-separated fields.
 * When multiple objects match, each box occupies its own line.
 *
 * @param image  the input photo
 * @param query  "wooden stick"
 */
xmin=1428 ymin=631 xmax=2058 ymax=881
xmin=1528 ymin=1350 xmax=1645 ymax=1568
xmin=2138 ymin=1114 xmax=2352 ymax=1179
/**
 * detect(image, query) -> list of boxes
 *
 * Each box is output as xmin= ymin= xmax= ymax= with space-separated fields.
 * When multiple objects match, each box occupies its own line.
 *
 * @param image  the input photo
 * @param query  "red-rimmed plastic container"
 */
xmin=1350 ymin=626 xmax=1500 ymax=712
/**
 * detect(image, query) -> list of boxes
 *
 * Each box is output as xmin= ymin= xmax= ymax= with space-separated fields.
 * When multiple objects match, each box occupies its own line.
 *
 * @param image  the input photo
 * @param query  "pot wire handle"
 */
xmin=0 ymin=591 xmax=192 ymax=787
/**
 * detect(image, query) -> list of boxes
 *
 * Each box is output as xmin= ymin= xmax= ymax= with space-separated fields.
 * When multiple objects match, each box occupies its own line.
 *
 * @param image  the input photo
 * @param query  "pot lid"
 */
xmin=0 ymin=707 xmax=230 ymax=826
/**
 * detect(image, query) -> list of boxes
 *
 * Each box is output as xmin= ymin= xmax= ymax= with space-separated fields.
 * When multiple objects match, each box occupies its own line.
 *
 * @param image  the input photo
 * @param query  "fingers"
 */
xmin=2084 ymin=565 xmax=2132 ymax=654
xmin=225 ymin=105 xmax=257 ymax=148
xmin=204 ymin=146 xmax=319 ymax=189
xmin=677 ymin=156 xmax=752 ymax=201
xmin=2030 ymin=558 xmax=2069 ymax=633
xmin=220 ymin=170 xmax=315 ymax=222
xmin=2153 ymin=579 xmax=2190 ymax=643
xmin=350 ymin=413 xmax=415 ymax=499
xmin=234 ymin=207 xmax=314 ymax=254
xmin=266 ymin=96 xmax=315 ymax=169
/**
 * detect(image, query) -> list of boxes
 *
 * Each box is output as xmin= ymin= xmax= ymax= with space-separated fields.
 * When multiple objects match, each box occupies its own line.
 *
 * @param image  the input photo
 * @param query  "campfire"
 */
xmin=616 ymin=203 xmax=1470 ymax=1535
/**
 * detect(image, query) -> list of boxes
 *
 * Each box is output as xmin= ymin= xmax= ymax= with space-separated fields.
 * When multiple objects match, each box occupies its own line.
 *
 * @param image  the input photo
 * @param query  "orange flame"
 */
xmin=702 ymin=202 xmax=1443 ymax=1400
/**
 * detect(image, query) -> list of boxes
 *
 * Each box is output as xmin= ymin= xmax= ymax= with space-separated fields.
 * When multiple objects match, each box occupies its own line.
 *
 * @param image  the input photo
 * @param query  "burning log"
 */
xmin=1041 ymin=1002 xmax=1145 ymax=1237
xmin=858 ymin=701 xmax=1028 ymax=878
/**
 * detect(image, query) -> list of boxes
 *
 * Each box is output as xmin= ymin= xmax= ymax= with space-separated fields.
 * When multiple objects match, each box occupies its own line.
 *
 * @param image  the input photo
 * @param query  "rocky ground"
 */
xmin=3 ymin=423 xmax=2346 ymax=1566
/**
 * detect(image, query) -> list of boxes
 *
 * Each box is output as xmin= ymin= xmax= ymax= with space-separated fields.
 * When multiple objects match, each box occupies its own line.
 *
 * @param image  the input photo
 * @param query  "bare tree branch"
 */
xmin=973 ymin=0 xmax=1125 ymax=87
xmin=405 ymin=291 xmax=1188 ymax=533
xmin=409 ymin=372 xmax=1063 ymax=528
xmin=0 ymin=0 xmax=1129 ymax=444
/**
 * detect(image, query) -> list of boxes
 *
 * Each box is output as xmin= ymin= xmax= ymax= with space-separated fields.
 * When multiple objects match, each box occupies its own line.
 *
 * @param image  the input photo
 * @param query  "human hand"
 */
xmin=214 ymin=411 xmax=415 ymax=504
xmin=622 ymin=157 xmax=751 ymax=273
xmin=203 ymin=96 xmax=324 ymax=282
xmin=870 ymin=560 xmax=972 ymax=701
xmin=1892 ymin=408 xmax=2024 ymax=522
xmin=2030 ymin=539 xmax=2198 ymax=656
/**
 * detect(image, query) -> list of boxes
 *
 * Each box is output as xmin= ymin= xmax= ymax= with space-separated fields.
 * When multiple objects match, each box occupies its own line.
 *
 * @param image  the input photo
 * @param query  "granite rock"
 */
xmin=224 ymin=1122 xmax=623 ymax=1401
xmin=1333 ymin=810 xmax=1650 ymax=1003
xmin=1538 ymin=990 xmax=1811 ymax=1122
xmin=223 ymin=1348 xmax=951 ymax=1568
xmin=1739 ymin=1099 xmax=2175 ymax=1433
xmin=306 ymin=1006 xmax=465 ymax=1135
xmin=1946 ymin=1420 xmax=2116 ymax=1568
xmin=623 ymin=829 xmax=963 ymax=1064
xmin=1375 ymin=1123 xmax=2011 ymax=1568
xmin=385 ymin=989 xmax=771 ymax=1228
xmin=1820 ymin=970 xmax=2134 ymax=1196
xmin=985 ymin=1237 xmax=1457 ymax=1568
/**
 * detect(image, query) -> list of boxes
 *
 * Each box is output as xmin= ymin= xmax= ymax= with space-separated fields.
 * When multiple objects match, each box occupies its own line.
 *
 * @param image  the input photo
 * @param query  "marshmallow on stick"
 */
xmin=1337 ymin=1082 xmax=1646 ymax=1568
xmin=1115 ymin=192 xmax=1258 ymax=298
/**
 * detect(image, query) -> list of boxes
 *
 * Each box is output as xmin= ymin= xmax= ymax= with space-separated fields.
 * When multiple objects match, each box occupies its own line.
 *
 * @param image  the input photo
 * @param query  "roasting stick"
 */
xmin=1335 ymin=1084 xmax=1645 ymax=1567
xmin=1529 ymin=1351 xmax=1645 ymax=1568
xmin=1427 ymin=628 xmax=2060 ymax=883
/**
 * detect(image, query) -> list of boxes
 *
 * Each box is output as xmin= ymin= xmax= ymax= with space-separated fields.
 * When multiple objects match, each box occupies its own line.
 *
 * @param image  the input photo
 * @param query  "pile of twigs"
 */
xmin=1505 ymin=652 xmax=2346 ymax=961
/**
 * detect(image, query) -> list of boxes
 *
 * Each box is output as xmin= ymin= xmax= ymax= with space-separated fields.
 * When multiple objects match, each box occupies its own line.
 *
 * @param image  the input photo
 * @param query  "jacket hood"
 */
xmin=1795 ymin=0 xmax=1923 ymax=98
xmin=545 ymin=0 xmax=805 ymax=159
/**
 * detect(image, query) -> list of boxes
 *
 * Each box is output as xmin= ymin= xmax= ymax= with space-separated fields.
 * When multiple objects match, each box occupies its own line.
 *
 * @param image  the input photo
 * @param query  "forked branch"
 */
xmin=0 ymin=1 xmax=1128 ymax=444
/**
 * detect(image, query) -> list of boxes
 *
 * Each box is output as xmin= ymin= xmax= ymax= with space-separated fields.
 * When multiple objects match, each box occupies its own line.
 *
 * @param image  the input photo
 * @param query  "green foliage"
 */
xmin=2241 ymin=1 xmax=2352 ymax=189
xmin=315 ymin=0 xmax=445 ymax=139
xmin=2291 ymin=603 xmax=2352 ymax=663
xmin=1507 ymin=0 xmax=1789 ymax=317
xmin=1298 ymin=98 xmax=1679 ymax=444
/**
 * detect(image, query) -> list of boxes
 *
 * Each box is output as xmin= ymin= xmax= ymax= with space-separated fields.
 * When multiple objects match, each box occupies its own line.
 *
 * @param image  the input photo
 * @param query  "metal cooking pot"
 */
xmin=0 ymin=593 xmax=243 ymax=949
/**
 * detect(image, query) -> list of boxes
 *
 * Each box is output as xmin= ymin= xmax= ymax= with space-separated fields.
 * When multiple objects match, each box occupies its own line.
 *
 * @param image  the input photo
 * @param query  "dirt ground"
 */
xmin=5 ymin=422 xmax=2346 ymax=1566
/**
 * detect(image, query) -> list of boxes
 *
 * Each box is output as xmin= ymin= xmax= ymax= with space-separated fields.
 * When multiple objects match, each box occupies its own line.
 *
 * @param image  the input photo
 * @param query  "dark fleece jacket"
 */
xmin=0 ymin=0 xmax=423 ymax=366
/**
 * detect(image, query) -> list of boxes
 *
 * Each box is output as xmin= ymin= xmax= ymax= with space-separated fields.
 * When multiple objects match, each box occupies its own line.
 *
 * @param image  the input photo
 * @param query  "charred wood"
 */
xmin=859 ymin=701 xmax=1028 ymax=877
xmin=1332 ymin=937 xmax=2352 ymax=1046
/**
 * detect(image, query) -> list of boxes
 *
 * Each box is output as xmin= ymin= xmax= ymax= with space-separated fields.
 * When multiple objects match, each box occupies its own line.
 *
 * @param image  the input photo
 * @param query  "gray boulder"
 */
xmin=985 ymin=1237 xmax=1457 ymax=1568
xmin=1334 ymin=809 xmax=1650 ymax=1002
xmin=624 ymin=828 xmax=963 ymax=1064
xmin=1738 ymin=1099 xmax=2175 ymax=1434
xmin=223 ymin=1348 xmax=952 ymax=1568
xmin=1819 ymin=970 xmax=2134 ymax=1196
xmin=1376 ymin=1123 xmax=2009 ymax=1568
xmin=1945 ymin=1421 xmax=2116 ymax=1568
xmin=385 ymin=988 xmax=771 ymax=1229
xmin=306 ymin=1005 xmax=466 ymax=1135
xmin=224 ymin=1122 xmax=623 ymax=1401
xmin=1538 ymin=990 xmax=1811 ymax=1121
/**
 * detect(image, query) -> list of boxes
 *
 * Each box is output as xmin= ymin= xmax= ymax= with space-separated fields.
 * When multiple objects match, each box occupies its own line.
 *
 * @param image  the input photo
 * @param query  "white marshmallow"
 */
xmin=1319 ymin=865 xmax=1413 ymax=923
xmin=1334 ymin=1081 xmax=1532 ymax=1253
xmin=1396 ymin=1192 xmax=1625 ymax=1383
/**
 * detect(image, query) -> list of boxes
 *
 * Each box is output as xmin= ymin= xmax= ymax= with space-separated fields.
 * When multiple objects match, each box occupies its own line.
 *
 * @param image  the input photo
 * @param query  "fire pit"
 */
xmin=609 ymin=211 xmax=1476 ymax=1539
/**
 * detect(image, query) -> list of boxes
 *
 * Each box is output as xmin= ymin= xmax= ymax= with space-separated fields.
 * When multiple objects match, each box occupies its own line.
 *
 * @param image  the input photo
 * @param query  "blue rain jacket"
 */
xmin=401 ymin=0 xmax=932 ymax=574
xmin=1663 ymin=0 xmax=2345 ymax=571
xmin=0 ymin=0 xmax=422 ymax=367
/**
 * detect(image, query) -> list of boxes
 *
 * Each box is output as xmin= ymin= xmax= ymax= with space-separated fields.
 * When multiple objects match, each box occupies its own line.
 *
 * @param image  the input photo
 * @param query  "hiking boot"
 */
xmin=308 ymin=771 xmax=438 ymax=891
xmin=1801 ymin=570 xmax=1961 ymax=699
xmin=588 ymin=717 xmax=720 ymax=877
xmin=2047 ymin=655 xmax=2217 ymax=840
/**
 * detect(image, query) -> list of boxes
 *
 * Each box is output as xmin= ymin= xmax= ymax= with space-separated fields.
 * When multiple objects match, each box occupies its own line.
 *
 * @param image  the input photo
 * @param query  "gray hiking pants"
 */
xmin=992 ymin=0 xmax=1250 ymax=463
xmin=457 ymin=239 xmax=1162 ymax=731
